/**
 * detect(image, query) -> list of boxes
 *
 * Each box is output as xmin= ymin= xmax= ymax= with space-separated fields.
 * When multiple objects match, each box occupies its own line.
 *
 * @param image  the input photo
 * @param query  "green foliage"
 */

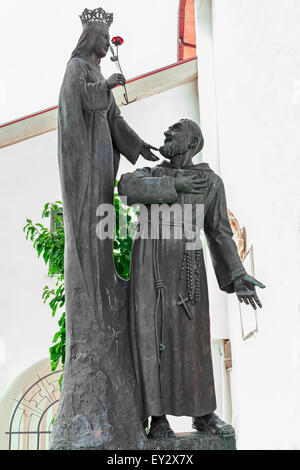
xmin=24 ymin=201 xmax=64 ymax=277
xmin=24 ymin=185 xmax=135 ymax=386
xmin=23 ymin=201 xmax=65 ymax=383
xmin=49 ymin=312 xmax=65 ymax=373
xmin=113 ymin=182 xmax=137 ymax=279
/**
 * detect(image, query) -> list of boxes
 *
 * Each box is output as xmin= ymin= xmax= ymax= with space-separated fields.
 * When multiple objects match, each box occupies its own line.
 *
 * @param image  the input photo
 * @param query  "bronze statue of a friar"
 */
xmin=119 ymin=118 xmax=265 ymax=439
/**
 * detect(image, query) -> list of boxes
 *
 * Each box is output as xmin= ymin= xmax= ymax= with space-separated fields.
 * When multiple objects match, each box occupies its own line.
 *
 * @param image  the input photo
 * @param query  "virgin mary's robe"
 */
xmin=58 ymin=57 xmax=143 ymax=312
xmin=52 ymin=57 xmax=146 ymax=449
xmin=118 ymin=161 xmax=246 ymax=419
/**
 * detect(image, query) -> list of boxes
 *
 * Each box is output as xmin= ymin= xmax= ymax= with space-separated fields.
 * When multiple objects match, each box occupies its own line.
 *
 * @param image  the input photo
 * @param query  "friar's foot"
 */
xmin=192 ymin=413 xmax=235 ymax=437
xmin=148 ymin=415 xmax=176 ymax=439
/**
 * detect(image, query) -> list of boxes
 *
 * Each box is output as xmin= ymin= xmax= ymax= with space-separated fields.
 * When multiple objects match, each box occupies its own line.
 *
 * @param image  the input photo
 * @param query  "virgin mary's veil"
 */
xmin=70 ymin=21 xmax=109 ymax=60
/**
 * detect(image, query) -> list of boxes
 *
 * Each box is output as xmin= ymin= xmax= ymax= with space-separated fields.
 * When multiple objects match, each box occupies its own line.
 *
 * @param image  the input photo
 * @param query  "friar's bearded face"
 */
xmin=159 ymin=121 xmax=191 ymax=159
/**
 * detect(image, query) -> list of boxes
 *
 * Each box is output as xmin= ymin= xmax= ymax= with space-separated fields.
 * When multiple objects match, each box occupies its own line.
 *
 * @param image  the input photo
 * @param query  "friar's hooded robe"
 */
xmin=118 ymin=161 xmax=246 ymax=419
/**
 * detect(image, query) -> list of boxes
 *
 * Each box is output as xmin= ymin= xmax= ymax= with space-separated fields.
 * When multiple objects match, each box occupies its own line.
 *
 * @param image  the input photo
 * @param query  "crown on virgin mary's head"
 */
xmin=79 ymin=7 xmax=113 ymax=27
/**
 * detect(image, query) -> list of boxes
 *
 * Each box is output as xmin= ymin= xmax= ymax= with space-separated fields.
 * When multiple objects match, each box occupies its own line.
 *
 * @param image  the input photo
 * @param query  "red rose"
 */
xmin=111 ymin=36 xmax=124 ymax=46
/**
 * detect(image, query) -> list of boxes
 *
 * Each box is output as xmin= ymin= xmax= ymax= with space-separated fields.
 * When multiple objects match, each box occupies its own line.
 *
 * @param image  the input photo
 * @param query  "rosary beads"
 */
xmin=179 ymin=250 xmax=201 ymax=304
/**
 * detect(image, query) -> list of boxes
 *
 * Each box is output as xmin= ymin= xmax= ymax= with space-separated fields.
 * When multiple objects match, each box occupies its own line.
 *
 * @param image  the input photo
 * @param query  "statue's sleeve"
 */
xmin=204 ymin=177 xmax=246 ymax=293
xmin=66 ymin=58 xmax=110 ymax=111
xmin=107 ymin=96 xmax=144 ymax=165
xmin=118 ymin=168 xmax=178 ymax=206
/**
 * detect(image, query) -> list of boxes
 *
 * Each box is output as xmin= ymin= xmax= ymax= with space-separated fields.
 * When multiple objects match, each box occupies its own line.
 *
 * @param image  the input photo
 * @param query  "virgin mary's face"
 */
xmin=92 ymin=24 xmax=110 ymax=59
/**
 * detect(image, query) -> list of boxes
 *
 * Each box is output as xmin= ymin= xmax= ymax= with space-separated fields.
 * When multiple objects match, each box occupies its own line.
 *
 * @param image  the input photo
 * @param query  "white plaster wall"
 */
xmin=195 ymin=0 xmax=231 ymax=341
xmin=196 ymin=0 xmax=300 ymax=449
xmin=0 ymin=132 xmax=61 ymax=398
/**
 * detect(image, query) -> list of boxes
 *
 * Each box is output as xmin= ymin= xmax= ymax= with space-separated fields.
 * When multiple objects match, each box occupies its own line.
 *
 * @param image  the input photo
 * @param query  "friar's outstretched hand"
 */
xmin=140 ymin=142 xmax=160 ymax=162
xmin=233 ymin=274 xmax=265 ymax=310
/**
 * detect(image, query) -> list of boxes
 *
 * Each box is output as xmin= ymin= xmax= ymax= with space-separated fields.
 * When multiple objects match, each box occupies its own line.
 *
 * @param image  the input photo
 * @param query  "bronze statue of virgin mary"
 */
xmin=51 ymin=7 xmax=157 ymax=450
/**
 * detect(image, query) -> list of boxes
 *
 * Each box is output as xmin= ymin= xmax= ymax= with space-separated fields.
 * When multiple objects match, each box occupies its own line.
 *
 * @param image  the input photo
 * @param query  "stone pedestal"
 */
xmin=85 ymin=431 xmax=236 ymax=450
xmin=143 ymin=431 xmax=236 ymax=451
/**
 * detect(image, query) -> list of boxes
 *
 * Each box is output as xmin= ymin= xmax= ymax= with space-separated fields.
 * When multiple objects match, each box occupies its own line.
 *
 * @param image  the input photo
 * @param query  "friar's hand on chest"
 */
xmin=175 ymin=173 xmax=209 ymax=194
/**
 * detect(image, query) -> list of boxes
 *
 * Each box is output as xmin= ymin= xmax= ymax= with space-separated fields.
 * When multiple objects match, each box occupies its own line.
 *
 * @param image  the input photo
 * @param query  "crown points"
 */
xmin=79 ymin=7 xmax=113 ymax=27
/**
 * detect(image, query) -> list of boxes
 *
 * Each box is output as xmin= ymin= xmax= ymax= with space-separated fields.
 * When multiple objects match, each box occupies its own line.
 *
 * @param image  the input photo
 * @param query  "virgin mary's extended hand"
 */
xmin=140 ymin=142 xmax=160 ymax=162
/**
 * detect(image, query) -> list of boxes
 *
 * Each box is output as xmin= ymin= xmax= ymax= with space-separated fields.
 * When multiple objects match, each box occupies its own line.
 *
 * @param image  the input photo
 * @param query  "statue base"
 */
xmin=84 ymin=431 xmax=236 ymax=451
xmin=142 ymin=431 xmax=236 ymax=451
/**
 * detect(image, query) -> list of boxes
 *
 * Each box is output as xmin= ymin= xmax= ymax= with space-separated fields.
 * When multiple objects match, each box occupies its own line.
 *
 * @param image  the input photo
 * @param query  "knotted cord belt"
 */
xmin=152 ymin=233 xmax=165 ymax=400
xmin=144 ymin=218 xmax=200 ymax=399
xmin=152 ymin=237 xmax=165 ymax=364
